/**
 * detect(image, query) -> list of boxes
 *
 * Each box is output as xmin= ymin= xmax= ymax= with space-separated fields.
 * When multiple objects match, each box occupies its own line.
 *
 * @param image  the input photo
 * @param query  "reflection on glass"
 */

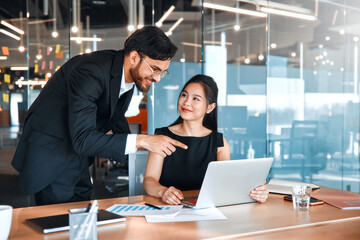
xmin=0 ymin=0 xmax=358 ymax=194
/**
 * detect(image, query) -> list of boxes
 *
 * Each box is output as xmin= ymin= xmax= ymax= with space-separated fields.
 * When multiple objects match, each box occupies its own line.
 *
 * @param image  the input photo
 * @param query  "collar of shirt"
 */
xmin=119 ymin=66 xmax=135 ymax=98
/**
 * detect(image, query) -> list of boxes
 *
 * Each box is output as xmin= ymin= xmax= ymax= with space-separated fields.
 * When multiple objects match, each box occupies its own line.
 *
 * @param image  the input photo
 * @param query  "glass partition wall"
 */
xmin=267 ymin=0 xmax=359 ymax=192
xmin=0 ymin=0 xmax=359 ymax=193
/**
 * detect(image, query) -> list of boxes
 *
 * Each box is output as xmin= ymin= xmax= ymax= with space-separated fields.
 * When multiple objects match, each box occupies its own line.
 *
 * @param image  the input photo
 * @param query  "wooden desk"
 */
xmin=10 ymin=188 xmax=360 ymax=240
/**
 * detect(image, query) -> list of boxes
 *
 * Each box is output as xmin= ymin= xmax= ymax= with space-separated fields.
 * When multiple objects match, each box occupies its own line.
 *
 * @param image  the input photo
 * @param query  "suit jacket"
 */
xmin=12 ymin=50 xmax=134 ymax=194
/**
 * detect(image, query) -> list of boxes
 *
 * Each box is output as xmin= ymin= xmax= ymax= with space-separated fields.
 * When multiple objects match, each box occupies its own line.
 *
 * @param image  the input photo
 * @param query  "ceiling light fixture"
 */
xmin=260 ymin=7 xmax=316 ymax=21
xmin=1 ymin=20 xmax=24 ymax=35
xmin=0 ymin=56 xmax=8 ymax=60
xmin=182 ymin=42 xmax=201 ymax=48
xmin=166 ymin=17 xmax=184 ymax=36
xmin=137 ymin=0 xmax=144 ymax=29
xmin=128 ymin=0 xmax=135 ymax=32
xmin=71 ymin=26 xmax=78 ymax=33
xmin=10 ymin=67 xmax=29 ymax=71
xmin=156 ymin=5 xmax=175 ymax=27
xmin=182 ymin=41 xmax=232 ymax=47
xmin=234 ymin=1 xmax=240 ymax=31
xmin=332 ymin=10 xmax=338 ymax=25
xmin=70 ymin=37 xmax=102 ymax=42
xmin=169 ymin=18 xmax=183 ymax=32
xmin=0 ymin=29 xmax=21 ymax=40
xmin=52 ymin=0 xmax=58 ymax=38
xmin=203 ymin=3 xmax=267 ymax=18
xmin=71 ymin=0 xmax=81 ymax=34
xmin=127 ymin=25 xmax=135 ymax=31
xmin=15 ymin=79 xmax=47 ymax=88
xmin=204 ymin=40 xmax=232 ymax=46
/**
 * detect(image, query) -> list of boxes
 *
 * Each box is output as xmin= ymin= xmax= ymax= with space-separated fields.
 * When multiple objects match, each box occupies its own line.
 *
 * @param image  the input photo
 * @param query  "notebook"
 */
xmin=26 ymin=209 xmax=126 ymax=234
xmin=312 ymin=190 xmax=360 ymax=210
xmin=268 ymin=179 xmax=320 ymax=195
xmin=181 ymin=157 xmax=274 ymax=209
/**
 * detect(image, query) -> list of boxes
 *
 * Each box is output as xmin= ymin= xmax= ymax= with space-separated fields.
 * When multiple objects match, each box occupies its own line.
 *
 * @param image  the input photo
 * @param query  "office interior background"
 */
xmin=0 ymin=0 xmax=359 ymax=207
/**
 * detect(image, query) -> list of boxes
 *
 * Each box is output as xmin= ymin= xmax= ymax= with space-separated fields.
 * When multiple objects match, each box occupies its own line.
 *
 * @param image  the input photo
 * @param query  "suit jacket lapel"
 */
xmin=103 ymin=86 xmax=134 ymax=133
xmin=109 ymin=50 xmax=124 ymax=119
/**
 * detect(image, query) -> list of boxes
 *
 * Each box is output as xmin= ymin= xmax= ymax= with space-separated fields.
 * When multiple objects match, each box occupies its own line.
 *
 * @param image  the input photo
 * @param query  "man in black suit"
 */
xmin=11 ymin=26 xmax=187 ymax=205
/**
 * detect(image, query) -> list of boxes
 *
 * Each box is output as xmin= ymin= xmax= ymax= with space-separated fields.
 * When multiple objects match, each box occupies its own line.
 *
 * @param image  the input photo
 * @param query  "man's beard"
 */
xmin=130 ymin=61 xmax=152 ymax=92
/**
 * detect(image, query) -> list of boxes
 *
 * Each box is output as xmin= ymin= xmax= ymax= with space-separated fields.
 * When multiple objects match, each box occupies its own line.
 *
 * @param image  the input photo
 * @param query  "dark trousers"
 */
xmin=34 ymin=155 xmax=93 ymax=206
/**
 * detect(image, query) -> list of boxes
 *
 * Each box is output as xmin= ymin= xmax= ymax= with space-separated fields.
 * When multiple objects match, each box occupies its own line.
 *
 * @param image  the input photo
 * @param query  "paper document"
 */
xmin=268 ymin=179 xmax=320 ymax=195
xmin=106 ymin=204 xmax=182 ymax=216
xmin=145 ymin=207 xmax=227 ymax=223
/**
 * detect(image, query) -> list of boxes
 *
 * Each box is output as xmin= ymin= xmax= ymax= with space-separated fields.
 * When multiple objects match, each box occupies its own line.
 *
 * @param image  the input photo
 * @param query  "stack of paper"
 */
xmin=106 ymin=204 xmax=227 ymax=223
xmin=145 ymin=207 xmax=227 ymax=223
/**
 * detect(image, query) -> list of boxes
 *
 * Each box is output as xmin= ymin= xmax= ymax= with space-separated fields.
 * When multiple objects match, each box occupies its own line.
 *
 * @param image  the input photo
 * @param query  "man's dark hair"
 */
xmin=124 ymin=26 xmax=178 ymax=60
xmin=171 ymin=74 xmax=219 ymax=132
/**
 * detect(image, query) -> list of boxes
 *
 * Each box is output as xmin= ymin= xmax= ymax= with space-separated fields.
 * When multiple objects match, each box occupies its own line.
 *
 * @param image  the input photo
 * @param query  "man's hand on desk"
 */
xmin=160 ymin=186 xmax=184 ymax=205
xmin=250 ymin=184 xmax=269 ymax=203
xmin=136 ymin=134 xmax=188 ymax=157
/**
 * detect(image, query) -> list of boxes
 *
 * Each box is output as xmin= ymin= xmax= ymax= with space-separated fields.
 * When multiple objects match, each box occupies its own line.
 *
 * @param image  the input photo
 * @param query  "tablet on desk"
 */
xmin=25 ymin=209 xmax=126 ymax=234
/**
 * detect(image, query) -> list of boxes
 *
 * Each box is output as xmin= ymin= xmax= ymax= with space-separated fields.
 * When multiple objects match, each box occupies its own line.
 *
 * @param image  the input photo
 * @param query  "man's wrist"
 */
xmin=136 ymin=134 xmax=146 ymax=150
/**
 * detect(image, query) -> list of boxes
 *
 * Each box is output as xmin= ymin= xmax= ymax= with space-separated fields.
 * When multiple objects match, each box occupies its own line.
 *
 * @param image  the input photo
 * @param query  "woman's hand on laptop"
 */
xmin=250 ymin=184 xmax=269 ymax=203
xmin=160 ymin=186 xmax=184 ymax=205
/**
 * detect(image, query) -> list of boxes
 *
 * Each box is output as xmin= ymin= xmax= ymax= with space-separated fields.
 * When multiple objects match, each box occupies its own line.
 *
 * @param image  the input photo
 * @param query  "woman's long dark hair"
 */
xmin=170 ymin=74 xmax=218 ymax=132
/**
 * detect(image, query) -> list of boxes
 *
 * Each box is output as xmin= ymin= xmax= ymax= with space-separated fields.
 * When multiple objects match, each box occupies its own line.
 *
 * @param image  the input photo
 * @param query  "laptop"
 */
xmin=181 ymin=157 xmax=274 ymax=209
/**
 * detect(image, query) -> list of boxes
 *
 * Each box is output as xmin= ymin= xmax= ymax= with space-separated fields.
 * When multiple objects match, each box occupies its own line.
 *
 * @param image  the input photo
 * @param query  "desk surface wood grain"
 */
xmin=9 ymin=188 xmax=360 ymax=240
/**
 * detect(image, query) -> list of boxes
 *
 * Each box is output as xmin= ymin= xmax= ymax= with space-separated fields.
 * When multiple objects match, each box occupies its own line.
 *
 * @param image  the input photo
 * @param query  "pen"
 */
xmin=145 ymin=202 xmax=161 ymax=210
xmin=85 ymin=203 xmax=92 ymax=212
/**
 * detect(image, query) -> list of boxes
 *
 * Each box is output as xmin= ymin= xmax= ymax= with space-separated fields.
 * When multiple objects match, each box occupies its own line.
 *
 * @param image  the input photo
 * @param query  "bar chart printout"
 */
xmin=106 ymin=204 xmax=183 ymax=216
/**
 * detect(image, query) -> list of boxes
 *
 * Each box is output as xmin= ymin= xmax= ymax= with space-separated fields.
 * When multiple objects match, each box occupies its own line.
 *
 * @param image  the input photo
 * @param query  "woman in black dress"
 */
xmin=143 ymin=75 xmax=268 ymax=205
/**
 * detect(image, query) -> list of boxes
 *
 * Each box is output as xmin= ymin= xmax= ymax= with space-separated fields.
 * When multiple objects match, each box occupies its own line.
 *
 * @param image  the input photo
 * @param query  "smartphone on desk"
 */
xmin=284 ymin=195 xmax=324 ymax=206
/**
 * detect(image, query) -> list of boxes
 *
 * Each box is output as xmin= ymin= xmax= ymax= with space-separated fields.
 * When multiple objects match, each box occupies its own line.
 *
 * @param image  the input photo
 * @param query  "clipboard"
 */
xmin=25 ymin=209 xmax=126 ymax=234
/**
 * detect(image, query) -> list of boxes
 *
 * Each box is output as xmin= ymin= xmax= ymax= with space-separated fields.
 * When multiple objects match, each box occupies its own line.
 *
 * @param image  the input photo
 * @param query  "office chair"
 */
xmin=280 ymin=120 xmax=327 ymax=182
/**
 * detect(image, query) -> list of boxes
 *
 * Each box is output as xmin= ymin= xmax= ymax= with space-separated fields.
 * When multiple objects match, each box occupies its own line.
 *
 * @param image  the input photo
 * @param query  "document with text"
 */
xmin=107 ymin=204 xmax=182 ymax=216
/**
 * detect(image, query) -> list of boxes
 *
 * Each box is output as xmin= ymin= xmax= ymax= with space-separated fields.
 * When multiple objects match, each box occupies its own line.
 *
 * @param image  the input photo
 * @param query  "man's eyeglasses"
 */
xmin=140 ymin=56 xmax=169 ymax=79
